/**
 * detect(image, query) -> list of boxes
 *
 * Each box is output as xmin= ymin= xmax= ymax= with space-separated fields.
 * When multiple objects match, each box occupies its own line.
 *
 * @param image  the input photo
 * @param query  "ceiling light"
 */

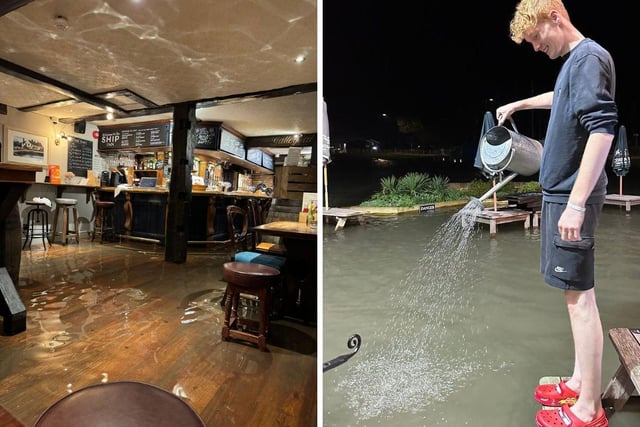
xmin=294 ymin=55 xmax=305 ymax=63
xmin=106 ymin=112 xmax=114 ymax=120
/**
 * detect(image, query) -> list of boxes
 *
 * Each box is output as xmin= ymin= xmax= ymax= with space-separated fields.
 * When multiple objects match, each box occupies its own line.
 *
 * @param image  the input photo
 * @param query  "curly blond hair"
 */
xmin=509 ymin=0 xmax=569 ymax=43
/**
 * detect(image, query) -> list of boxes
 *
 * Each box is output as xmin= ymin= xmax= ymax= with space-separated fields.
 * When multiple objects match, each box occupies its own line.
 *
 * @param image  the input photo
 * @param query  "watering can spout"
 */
xmin=476 ymin=172 xmax=519 ymax=202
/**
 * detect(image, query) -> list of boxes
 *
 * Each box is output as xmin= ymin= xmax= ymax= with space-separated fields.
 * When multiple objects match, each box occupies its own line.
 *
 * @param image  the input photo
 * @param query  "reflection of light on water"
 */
xmin=26 ymin=284 xmax=150 ymax=358
xmin=180 ymin=290 xmax=224 ymax=325
xmin=336 ymin=202 xmax=491 ymax=419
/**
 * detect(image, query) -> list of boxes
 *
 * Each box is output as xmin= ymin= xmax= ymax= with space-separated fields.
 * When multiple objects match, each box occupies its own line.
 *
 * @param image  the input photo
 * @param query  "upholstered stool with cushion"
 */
xmin=51 ymin=198 xmax=79 ymax=245
xmin=221 ymin=262 xmax=281 ymax=351
xmin=34 ymin=381 xmax=205 ymax=427
xmin=23 ymin=200 xmax=50 ymax=250
xmin=233 ymin=251 xmax=286 ymax=270
xmin=92 ymin=200 xmax=116 ymax=243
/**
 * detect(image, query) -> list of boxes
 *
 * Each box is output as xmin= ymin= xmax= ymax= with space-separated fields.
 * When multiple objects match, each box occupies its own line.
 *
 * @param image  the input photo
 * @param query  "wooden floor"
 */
xmin=0 ymin=239 xmax=317 ymax=427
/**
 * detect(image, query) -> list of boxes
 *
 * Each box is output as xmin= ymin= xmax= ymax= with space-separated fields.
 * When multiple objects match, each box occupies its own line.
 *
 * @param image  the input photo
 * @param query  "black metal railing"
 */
xmin=323 ymin=334 xmax=361 ymax=373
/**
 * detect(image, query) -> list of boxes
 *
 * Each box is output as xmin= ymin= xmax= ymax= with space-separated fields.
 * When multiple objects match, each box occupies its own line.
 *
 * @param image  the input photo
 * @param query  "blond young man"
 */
xmin=496 ymin=1 xmax=616 ymax=426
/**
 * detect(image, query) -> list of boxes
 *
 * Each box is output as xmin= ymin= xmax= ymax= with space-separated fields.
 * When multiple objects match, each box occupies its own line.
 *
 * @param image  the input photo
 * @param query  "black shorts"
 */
xmin=540 ymin=200 xmax=603 ymax=290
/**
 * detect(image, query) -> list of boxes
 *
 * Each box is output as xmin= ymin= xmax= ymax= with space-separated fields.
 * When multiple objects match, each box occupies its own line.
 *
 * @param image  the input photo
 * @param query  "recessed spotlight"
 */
xmin=294 ymin=55 xmax=306 ymax=63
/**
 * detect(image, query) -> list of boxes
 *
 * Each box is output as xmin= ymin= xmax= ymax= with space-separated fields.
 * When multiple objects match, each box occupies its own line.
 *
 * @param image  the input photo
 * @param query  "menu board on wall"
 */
xmin=67 ymin=137 xmax=93 ymax=177
xmin=246 ymin=148 xmax=262 ymax=166
xmin=193 ymin=125 xmax=220 ymax=149
xmin=219 ymin=128 xmax=246 ymax=159
xmin=98 ymin=122 xmax=171 ymax=150
xmin=262 ymin=153 xmax=274 ymax=170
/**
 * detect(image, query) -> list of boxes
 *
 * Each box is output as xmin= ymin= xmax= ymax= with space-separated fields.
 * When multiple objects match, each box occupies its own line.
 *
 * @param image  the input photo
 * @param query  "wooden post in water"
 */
xmin=493 ymin=178 xmax=498 ymax=211
xmin=619 ymin=176 xmax=623 ymax=196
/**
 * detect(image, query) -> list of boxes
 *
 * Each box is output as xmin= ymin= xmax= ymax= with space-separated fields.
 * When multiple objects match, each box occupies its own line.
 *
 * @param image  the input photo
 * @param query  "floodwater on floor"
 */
xmin=323 ymin=205 xmax=640 ymax=426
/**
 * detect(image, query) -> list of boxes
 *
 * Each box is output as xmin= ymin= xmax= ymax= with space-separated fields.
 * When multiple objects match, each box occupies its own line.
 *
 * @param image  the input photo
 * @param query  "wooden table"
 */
xmin=252 ymin=221 xmax=317 ymax=324
xmin=601 ymin=328 xmax=640 ymax=412
xmin=474 ymin=208 xmax=532 ymax=237
xmin=604 ymin=194 xmax=640 ymax=213
xmin=323 ymin=207 xmax=366 ymax=231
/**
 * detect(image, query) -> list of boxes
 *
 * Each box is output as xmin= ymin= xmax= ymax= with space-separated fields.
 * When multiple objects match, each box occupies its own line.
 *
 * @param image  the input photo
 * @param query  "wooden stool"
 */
xmin=51 ymin=198 xmax=79 ymax=245
xmin=34 ymin=381 xmax=205 ymax=427
xmin=221 ymin=262 xmax=280 ymax=351
xmin=92 ymin=200 xmax=115 ymax=243
xmin=22 ymin=201 xmax=50 ymax=250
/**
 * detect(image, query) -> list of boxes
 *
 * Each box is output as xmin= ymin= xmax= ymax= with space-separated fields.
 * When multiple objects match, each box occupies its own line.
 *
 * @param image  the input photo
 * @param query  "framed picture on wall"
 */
xmin=5 ymin=128 xmax=48 ymax=165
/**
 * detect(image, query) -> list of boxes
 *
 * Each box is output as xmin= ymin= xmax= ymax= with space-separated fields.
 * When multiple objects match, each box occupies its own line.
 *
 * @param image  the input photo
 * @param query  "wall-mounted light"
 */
xmin=55 ymin=132 xmax=68 ymax=146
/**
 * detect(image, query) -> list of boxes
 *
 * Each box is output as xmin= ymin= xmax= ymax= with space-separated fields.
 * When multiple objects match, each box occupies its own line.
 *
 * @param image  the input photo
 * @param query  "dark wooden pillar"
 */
xmin=165 ymin=102 xmax=196 ymax=263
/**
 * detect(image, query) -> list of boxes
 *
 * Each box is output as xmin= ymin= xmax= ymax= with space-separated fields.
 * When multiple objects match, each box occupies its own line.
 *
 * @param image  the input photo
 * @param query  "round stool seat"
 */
xmin=26 ymin=201 xmax=46 ymax=206
xmin=34 ymin=381 xmax=205 ymax=427
xmin=223 ymin=262 xmax=280 ymax=288
xmin=55 ymin=198 xmax=77 ymax=205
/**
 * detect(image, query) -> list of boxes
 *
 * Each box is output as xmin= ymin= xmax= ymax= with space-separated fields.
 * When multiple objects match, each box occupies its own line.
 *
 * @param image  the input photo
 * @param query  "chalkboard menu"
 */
xmin=246 ymin=148 xmax=262 ymax=166
xmin=194 ymin=125 xmax=220 ymax=149
xmin=67 ymin=137 xmax=93 ymax=177
xmin=219 ymin=128 xmax=246 ymax=159
xmin=98 ymin=122 xmax=171 ymax=150
xmin=262 ymin=153 xmax=274 ymax=170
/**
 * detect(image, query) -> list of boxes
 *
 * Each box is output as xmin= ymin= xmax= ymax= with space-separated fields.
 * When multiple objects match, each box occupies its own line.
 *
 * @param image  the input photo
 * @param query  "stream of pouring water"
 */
xmin=335 ymin=200 xmax=494 ymax=419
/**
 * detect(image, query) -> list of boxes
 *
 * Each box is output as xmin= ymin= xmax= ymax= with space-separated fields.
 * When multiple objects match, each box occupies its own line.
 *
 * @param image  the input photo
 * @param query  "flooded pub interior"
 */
xmin=0 ymin=1 xmax=318 ymax=426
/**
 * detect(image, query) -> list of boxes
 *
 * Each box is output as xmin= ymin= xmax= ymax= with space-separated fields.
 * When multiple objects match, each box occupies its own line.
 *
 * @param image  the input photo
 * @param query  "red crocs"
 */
xmin=536 ymin=405 xmax=608 ymax=427
xmin=535 ymin=380 xmax=579 ymax=406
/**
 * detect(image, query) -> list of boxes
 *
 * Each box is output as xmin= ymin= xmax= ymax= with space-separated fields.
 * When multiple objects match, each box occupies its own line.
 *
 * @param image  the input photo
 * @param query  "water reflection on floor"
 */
xmin=323 ymin=206 xmax=640 ymax=426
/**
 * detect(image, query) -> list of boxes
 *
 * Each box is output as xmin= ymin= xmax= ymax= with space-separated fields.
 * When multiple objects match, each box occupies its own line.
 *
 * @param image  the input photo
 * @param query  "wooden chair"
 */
xmin=246 ymin=198 xmax=286 ymax=255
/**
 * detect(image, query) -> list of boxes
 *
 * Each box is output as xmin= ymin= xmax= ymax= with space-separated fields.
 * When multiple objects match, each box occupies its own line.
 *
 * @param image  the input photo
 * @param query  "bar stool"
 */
xmin=92 ymin=200 xmax=115 ymax=243
xmin=22 ymin=200 xmax=50 ymax=250
xmin=51 ymin=198 xmax=79 ymax=245
xmin=221 ymin=262 xmax=280 ymax=351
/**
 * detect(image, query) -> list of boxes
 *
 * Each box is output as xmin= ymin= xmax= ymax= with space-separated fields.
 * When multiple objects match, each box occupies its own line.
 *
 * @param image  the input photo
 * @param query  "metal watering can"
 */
xmin=475 ymin=119 xmax=543 ymax=203
xmin=480 ymin=119 xmax=543 ymax=177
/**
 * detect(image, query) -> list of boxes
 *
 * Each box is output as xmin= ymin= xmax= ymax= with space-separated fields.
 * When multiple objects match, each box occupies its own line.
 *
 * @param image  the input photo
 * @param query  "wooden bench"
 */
xmin=474 ymin=208 xmax=531 ymax=237
xmin=601 ymin=328 xmax=640 ymax=412
xmin=323 ymin=207 xmax=366 ymax=231
xmin=604 ymin=194 xmax=640 ymax=213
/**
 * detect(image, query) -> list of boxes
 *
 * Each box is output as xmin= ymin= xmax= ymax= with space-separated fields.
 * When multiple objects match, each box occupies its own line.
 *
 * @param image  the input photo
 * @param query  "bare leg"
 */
xmin=565 ymin=288 xmax=603 ymax=421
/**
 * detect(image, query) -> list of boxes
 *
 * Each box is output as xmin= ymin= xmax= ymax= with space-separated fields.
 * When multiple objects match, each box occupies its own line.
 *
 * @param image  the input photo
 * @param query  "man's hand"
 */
xmin=557 ymin=207 xmax=584 ymax=241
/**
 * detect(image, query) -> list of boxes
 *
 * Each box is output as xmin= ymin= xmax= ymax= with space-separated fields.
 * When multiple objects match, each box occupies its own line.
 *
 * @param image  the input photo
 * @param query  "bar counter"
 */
xmin=97 ymin=186 xmax=272 ymax=244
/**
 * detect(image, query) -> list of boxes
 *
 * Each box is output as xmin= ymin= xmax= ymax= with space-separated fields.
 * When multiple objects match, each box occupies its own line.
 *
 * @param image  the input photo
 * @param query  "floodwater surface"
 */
xmin=323 ymin=205 xmax=640 ymax=426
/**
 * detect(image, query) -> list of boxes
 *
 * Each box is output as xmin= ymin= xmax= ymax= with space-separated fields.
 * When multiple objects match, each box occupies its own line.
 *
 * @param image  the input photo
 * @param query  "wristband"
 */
xmin=567 ymin=201 xmax=586 ymax=212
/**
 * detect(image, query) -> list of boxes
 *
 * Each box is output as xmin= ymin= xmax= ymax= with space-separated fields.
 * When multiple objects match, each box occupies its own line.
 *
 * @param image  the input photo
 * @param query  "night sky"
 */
xmin=323 ymin=1 xmax=639 ymax=152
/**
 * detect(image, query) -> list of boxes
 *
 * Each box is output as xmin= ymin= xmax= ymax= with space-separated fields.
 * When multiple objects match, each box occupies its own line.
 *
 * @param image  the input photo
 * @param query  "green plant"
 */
xmin=359 ymin=174 xmax=540 ymax=208
xmin=517 ymin=181 xmax=542 ymax=193
xmin=380 ymin=175 xmax=399 ymax=194
xmin=397 ymin=172 xmax=431 ymax=196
